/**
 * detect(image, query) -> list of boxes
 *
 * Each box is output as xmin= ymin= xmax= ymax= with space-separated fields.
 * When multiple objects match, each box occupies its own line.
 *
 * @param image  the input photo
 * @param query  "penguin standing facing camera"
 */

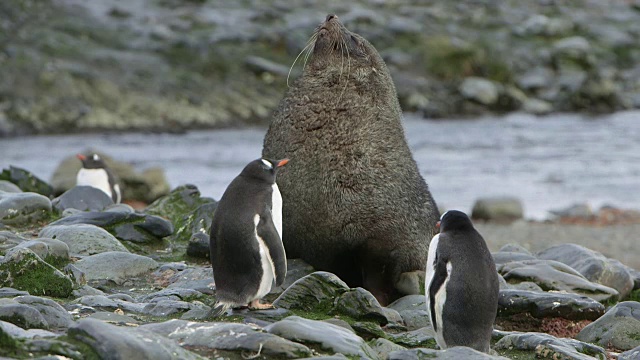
xmin=76 ymin=153 xmax=121 ymax=203
xmin=209 ymin=158 xmax=289 ymax=315
xmin=425 ymin=210 xmax=499 ymax=353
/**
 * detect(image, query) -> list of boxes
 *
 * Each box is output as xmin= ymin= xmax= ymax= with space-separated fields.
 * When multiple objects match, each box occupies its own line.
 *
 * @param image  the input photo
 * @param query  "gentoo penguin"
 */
xmin=425 ymin=210 xmax=499 ymax=353
xmin=76 ymin=153 xmax=121 ymax=203
xmin=209 ymin=158 xmax=289 ymax=314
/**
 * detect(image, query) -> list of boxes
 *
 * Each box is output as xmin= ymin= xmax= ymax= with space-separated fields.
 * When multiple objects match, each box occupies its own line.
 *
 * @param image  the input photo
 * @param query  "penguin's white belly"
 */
xmin=425 ymin=233 xmax=452 ymax=349
xmin=77 ymin=169 xmax=112 ymax=199
xmin=433 ymin=262 xmax=452 ymax=348
xmin=271 ymin=183 xmax=283 ymax=239
xmin=254 ymin=215 xmax=276 ymax=300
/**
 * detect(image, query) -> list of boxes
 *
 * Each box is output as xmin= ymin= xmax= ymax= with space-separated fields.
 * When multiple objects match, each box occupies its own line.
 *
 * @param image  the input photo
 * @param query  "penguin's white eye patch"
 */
xmin=93 ymin=154 xmax=99 ymax=161
xmin=261 ymin=159 xmax=273 ymax=168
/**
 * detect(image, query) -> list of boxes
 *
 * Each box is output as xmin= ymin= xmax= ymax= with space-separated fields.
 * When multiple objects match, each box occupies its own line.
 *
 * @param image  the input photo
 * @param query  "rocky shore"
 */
xmin=2 ymin=0 xmax=640 ymax=136
xmin=1 ymin=166 xmax=640 ymax=359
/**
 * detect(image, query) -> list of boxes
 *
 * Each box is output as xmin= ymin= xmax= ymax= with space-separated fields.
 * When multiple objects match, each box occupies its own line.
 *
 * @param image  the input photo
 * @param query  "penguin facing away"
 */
xmin=76 ymin=153 xmax=121 ymax=204
xmin=209 ymin=158 xmax=289 ymax=314
xmin=425 ymin=210 xmax=499 ymax=353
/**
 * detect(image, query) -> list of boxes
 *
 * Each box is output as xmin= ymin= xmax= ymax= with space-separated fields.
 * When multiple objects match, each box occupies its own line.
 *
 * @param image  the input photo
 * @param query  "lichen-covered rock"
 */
xmin=0 ymin=166 xmax=53 ymax=197
xmin=273 ymin=271 xmax=349 ymax=312
xmin=537 ymin=243 xmax=634 ymax=299
xmin=39 ymin=224 xmax=128 ymax=256
xmin=51 ymin=186 xmax=114 ymax=212
xmin=471 ymin=197 xmax=524 ymax=222
xmin=142 ymin=300 xmax=209 ymax=317
xmin=142 ymin=319 xmax=313 ymax=358
xmin=68 ymin=318 xmax=205 ymax=359
xmin=49 ymin=211 xmax=173 ymax=244
xmin=145 ymin=185 xmax=213 ymax=229
xmin=495 ymin=332 xmax=606 ymax=360
xmin=333 ymin=287 xmax=402 ymax=325
xmin=11 ymin=238 xmax=70 ymax=266
xmin=0 ymin=191 xmax=52 ymax=225
xmin=497 ymin=289 xmax=604 ymax=320
xmin=73 ymin=251 xmax=158 ymax=285
xmin=370 ymin=338 xmax=407 ymax=360
xmin=389 ymin=347 xmax=508 ymax=359
xmin=0 ymin=248 xmax=73 ymax=298
xmin=265 ymin=316 xmax=379 ymax=359
xmin=498 ymin=259 xmax=619 ymax=302
xmin=270 ymin=258 xmax=316 ymax=295
xmin=388 ymin=327 xmax=436 ymax=348
xmin=576 ymin=301 xmax=640 ymax=351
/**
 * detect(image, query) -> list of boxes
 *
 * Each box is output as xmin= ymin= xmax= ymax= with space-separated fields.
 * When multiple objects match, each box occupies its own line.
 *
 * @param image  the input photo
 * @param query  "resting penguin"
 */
xmin=209 ymin=158 xmax=289 ymax=314
xmin=76 ymin=153 xmax=121 ymax=203
xmin=425 ymin=210 xmax=499 ymax=353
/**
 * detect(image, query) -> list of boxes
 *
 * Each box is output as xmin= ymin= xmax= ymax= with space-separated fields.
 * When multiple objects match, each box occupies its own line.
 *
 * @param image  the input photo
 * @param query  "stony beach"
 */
xmin=1 ymin=163 xmax=639 ymax=360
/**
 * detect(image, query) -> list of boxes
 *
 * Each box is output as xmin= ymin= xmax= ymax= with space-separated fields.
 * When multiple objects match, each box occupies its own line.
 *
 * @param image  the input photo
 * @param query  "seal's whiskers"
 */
xmin=287 ymin=34 xmax=318 ymax=87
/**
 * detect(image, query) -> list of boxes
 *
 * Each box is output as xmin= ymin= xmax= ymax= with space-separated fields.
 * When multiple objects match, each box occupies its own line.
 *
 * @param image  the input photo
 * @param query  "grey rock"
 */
xmin=104 ymin=203 xmax=135 ymax=213
xmin=165 ymin=266 xmax=214 ymax=295
xmin=553 ymin=36 xmax=592 ymax=59
xmin=509 ymin=281 xmax=543 ymax=292
xmin=64 ymin=263 xmax=87 ymax=286
xmin=11 ymin=238 xmax=70 ymax=263
xmin=498 ymin=244 xmax=531 ymax=254
xmin=460 ymin=77 xmax=499 ymax=106
xmin=537 ymin=243 xmax=634 ymax=299
xmin=389 ymin=347 xmax=508 ymax=359
xmin=73 ymin=251 xmax=158 ymax=285
xmin=88 ymin=311 xmax=139 ymax=324
xmin=472 ymin=197 xmax=523 ymax=222
xmin=14 ymin=295 xmax=73 ymax=329
xmin=186 ymin=232 xmax=210 ymax=259
xmin=270 ymin=258 xmax=316 ymax=295
xmin=334 ymin=287 xmax=402 ymax=325
xmin=495 ymin=332 xmax=606 ymax=359
xmin=395 ymin=270 xmax=425 ymax=296
xmin=498 ymin=259 xmax=619 ymax=302
xmin=143 ymin=300 xmax=207 ymax=317
xmin=619 ymin=345 xmax=640 ymax=360
xmin=492 ymin=251 xmax=536 ymax=265
xmin=49 ymin=211 xmax=173 ymax=243
xmin=180 ymin=201 xmax=217 ymax=258
xmin=0 ymin=248 xmax=73 ymax=298
xmin=0 ymin=191 xmax=52 ymax=225
xmin=142 ymin=319 xmax=312 ymax=358
xmin=245 ymin=56 xmax=290 ymax=77
xmin=39 ymin=224 xmax=129 ymax=256
xmin=51 ymin=186 xmax=114 ymax=212
xmin=273 ymin=271 xmax=349 ymax=311
xmin=266 ymin=316 xmax=379 ymax=359
xmin=0 ymin=303 xmax=49 ymax=329
xmin=370 ymin=338 xmax=407 ymax=360
xmin=399 ymin=309 xmax=431 ymax=331
xmin=0 ymin=166 xmax=53 ymax=196
xmin=140 ymin=288 xmax=205 ymax=303
xmin=523 ymin=98 xmax=553 ymax=115
xmin=74 ymin=295 xmax=147 ymax=314
xmin=388 ymin=327 xmax=436 ymax=348
xmin=548 ymin=203 xmax=593 ymax=218
xmin=0 ymin=181 xmax=22 ymax=193
xmin=516 ymin=14 xmax=574 ymax=37
xmin=72 ymin=285 xmax=105 ymax=298
xmin=517 ymin=67 xmax=554 ymax=91
xmin=68 ymin=318 xmax=205 ymax=360
xmin=627 ymin=266 xmax=640 ymax=290
xmin=387 ymin=295 xmax=426 ymax=312
xmin=0 ymin=320 xmax=58 ymax=339
xmin=0 ymin=287 xmax=29 ymax=298
xmin=0 ymin=231 xmax=28 ymax=252
xmin=576 ymin=301 xmax=640 ymax=351
xmin=498 ymin=289 xmax=604 ymax=320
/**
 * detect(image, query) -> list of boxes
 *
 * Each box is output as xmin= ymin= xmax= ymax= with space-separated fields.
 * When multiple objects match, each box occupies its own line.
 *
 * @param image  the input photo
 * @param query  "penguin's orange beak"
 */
xmin=436 ymin=221 xmax=441 ymax=229
xmin=76 ymin=154 xmax=87 ymax=161
xmin=277 ymin=159 xmax=289 ymax=167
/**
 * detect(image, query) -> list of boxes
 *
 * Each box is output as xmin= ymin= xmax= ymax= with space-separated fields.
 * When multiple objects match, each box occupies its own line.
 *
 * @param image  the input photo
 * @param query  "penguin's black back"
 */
xmin=209 ymin=160 xmax=277 ymax=304
xmin=437 ymin=211 xmax=499 ymax=350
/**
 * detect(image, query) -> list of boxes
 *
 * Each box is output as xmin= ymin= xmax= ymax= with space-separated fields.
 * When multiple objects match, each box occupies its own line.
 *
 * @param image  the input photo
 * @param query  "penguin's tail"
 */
xmin=207 ymin=302 xmax=231 ymax=319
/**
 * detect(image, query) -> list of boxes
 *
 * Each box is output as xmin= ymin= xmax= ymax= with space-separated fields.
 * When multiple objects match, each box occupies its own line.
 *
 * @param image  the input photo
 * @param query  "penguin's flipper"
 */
xmin=257 ymin=211 xmax=287 ymax=287
xmin=428 ymin=247 xmax=449 ymax=332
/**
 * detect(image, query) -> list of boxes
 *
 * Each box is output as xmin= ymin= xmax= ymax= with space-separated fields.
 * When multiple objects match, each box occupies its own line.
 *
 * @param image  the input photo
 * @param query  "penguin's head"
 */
xmin=241 ymin=158 xmax=289 ymax=183
xmin=437 ymin=210 xmax=474 ymax=232
xmin=77 ymin=153 xmax=107 ymax=169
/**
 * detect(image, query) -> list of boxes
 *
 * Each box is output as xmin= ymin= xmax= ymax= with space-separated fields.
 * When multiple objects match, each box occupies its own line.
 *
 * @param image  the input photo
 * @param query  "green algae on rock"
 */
xmin=0 ymin=248 xmax=73 ymax=298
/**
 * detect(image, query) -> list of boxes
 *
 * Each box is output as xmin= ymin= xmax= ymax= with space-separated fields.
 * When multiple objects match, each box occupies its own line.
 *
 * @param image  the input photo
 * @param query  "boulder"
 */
xmin=0 ymin=248 xmax=73 ymax=298
xmin=73 ymin=251 xmax=158 ymax=285
xmin=39 ymin=224 xmax=129 ymax=256
xmin=0 ymin=166 xmax=53 ymax=196
xmin=498 ymin=289 xmax=604 ymax=320
xmin=495 ymin=332 xmax=606 ymax=359
xmin=273 ymin=271 xmax=349 ymax=312
xmin=0 ymin=191 xmax=52 ymax=225
xmin=51 ymin=186 xmax=114 ymax=212
xmin=576 ymin=301 xmax=640 ymax=351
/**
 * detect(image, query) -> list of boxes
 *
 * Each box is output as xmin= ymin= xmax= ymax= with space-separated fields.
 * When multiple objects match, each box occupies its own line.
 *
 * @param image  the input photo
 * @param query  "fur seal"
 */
xmin=262 ymin=14 xmax=439 ymax=305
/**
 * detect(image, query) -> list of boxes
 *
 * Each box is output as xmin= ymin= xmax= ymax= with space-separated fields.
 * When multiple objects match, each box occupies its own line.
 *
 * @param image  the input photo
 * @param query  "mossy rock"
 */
xmin=0 ymin=166 xmax=54 ymax=197
xmin=145 ymin=185 xmax=215 ymax=229
xmin=0 ymin=248 xmax=73 ymax=298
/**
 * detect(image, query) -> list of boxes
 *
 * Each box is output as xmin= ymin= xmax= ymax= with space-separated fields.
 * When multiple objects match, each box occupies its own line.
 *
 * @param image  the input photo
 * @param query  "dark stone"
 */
xmin=186 ymin=232 xmax=210 ymax=258
xmin=537 ymin=243 xmax=634 ymax=299
xmin=14 ymin=295 xmax=73 ymax=330
xmin=0 ymin=166 xmax=53 ymax=197
xmin=68 ymin=318 xmax=205 ymax=359
xmin=576 ymin=301 xmax=640 ymax=351
xmin=0 ymin=287 xmax=29 ymax=298
xmin=141 ymin=319 xmax=312 ymax=358
xmin=495 ymin=332 xmax=606 ymax=359
xmin=52 ymin=186 xmax=114 ymax=212
xmin=49 ymin=211 xmax=173 ymax=243
xmin=498 ymin=289 xmax=604 ymax=320
xmin=0 ymin=303 xmax=49 ymax=329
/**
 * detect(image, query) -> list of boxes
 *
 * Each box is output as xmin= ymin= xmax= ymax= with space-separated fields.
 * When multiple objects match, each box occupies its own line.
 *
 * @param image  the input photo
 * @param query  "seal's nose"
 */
xmin=326 ymin=14 xmax=338 ymax=22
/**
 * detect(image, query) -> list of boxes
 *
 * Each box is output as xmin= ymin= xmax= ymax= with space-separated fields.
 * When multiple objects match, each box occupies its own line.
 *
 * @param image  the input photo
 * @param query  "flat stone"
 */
xmin=0 ymin=303 xmax=49 ymax=329
xmin=141 ymin=319 xmax=312 ymax=358
xmin=73 ymin=251 xmax=158 ymax=285
xmin=389 ymin=347 xmax=508 ymax=359
xmin=165 ymin=266 xmax=214 ymax=295
xmin=495 ymin=332 xmax=606 ymax=359
xmin=0 ymin=191 xmax=52 ymax=225
xmin=39 ymin=224 xmax=128 ymax=256
xmin=68 ymin=318 xmax=205 ymax=359
xmin=498 ymin=289 xmax=604 ymax=320
xmin=52 ymin=186 xmax=114 ymax=212
xmin=49 ymin=211 xmax=173 ymax=243
xmin=498 ymin=259 xmax=619 ymax=302
xmin=14 ymin=295 xmax=73 ymax=330
xmin=537 ymin=243 xmax=634 ymax=299
xmin=273 ymin=271 xmax=349 ymax=312
xmin=472 ymin=197 xmax=523 ymax=222
xmin=576 ymin=301 xmax=640 ymax=351
xmin=0 ymin=248 xmax=73 ymax=298
xmin=265 ymin=316 xmax=379 ymax=359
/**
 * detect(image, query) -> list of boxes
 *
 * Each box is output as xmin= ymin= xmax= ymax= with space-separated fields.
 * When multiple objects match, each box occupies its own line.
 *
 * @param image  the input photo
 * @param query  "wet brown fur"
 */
xmin=262 ymin=15 xmax=439 ymax=305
